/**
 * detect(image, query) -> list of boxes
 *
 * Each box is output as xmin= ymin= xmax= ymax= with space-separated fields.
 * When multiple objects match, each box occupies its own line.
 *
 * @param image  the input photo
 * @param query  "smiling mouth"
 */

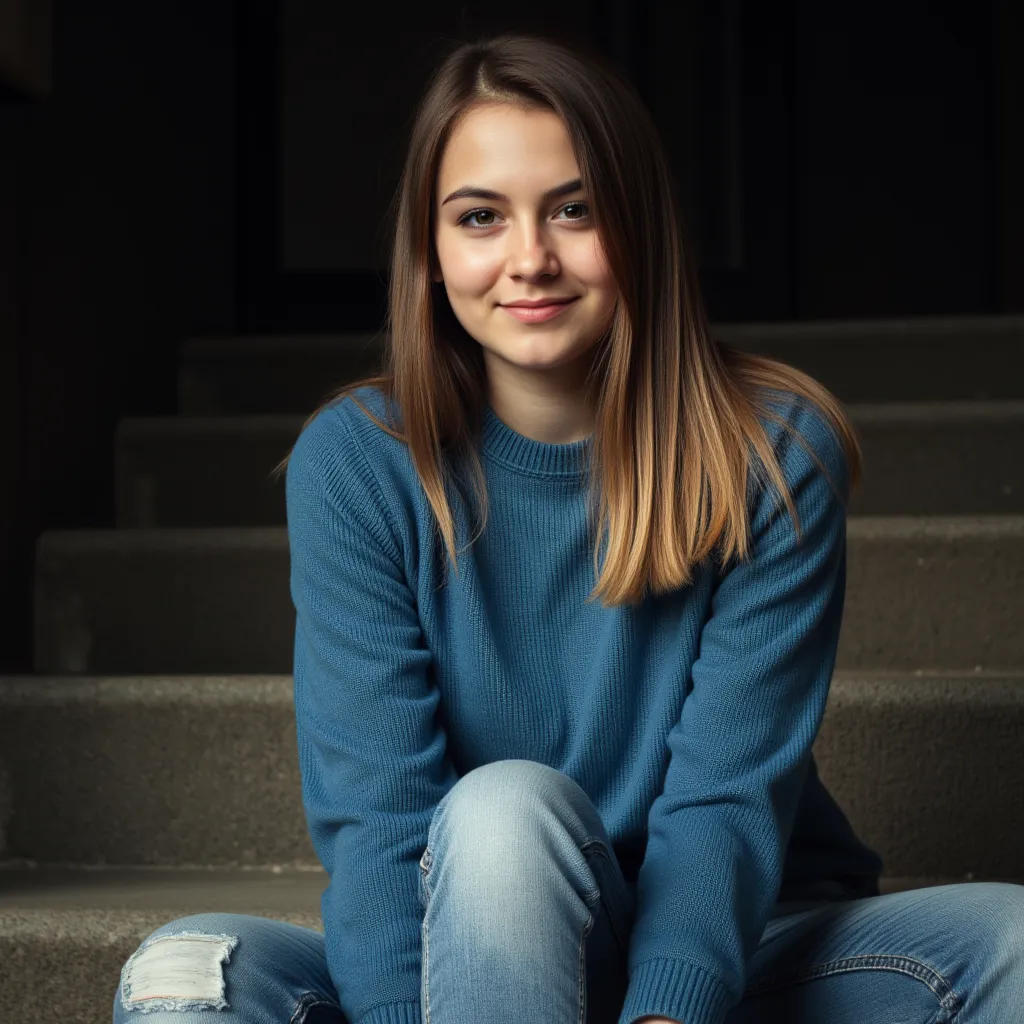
xmin=501 ymin=298 xmax=580 ymax=322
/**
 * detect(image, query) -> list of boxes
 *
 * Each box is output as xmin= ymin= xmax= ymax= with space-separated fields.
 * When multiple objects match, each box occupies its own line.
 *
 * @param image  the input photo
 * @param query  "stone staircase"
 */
xmin=2 ymin=315 xmax=1023 ymax=1022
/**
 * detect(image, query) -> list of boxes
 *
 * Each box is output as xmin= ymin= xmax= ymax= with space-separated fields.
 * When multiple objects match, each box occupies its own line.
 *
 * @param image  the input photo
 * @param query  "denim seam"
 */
xmin=289 ymin=990 xmax=342 ymax=1024
xmin=422 ymin=898 xmax=432 ymax=1024
xmin=744 ymin=952 xmax=963 ymax=1019
xmin=419 ymin=848 xmax=433 ymax=1024
xmin=579 ymin=905 xmax=595 ymax=1024
xmin=420 ymin=855 xmax=433 ymax=902
xmin=580 ymin=838 xmax=630 ymax=954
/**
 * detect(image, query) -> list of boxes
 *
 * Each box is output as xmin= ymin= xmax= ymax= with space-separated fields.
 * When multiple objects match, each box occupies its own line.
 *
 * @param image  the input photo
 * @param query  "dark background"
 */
xmin=1 ymin=0 xmax=1021 ymax=671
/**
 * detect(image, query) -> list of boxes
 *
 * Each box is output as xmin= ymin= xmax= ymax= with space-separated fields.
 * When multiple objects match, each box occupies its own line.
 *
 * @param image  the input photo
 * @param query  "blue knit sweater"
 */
xmin=285 ymin=383 xmax=884 ymax=1024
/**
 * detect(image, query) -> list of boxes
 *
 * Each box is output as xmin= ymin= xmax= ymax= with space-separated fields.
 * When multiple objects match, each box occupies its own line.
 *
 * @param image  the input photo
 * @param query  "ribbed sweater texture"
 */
xmin=285 ymin=384 xmax=885 ymax=1024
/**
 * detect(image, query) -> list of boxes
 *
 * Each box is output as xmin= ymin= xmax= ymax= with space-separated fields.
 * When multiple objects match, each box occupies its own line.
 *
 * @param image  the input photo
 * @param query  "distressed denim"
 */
xmin=114 ymin=759 xmax=1024 ymax=1023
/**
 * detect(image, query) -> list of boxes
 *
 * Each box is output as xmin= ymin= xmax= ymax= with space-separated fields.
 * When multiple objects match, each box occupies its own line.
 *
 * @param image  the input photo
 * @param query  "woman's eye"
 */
xmin=457 ymin=202 xmax=590 ymax=229
xmin=560 ymin=202 xmax=589 ymax=221
xmin=459 ymin=209 xmax=497 ymax=228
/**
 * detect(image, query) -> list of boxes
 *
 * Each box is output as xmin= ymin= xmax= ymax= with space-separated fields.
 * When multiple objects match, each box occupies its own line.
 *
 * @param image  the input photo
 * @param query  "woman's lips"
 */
xmin=502 ymin=298 xmax=579 ymax=323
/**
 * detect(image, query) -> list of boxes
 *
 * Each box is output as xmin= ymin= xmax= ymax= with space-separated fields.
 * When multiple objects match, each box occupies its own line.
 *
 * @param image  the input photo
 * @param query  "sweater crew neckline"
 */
xmin=480 ymin=401 xmax=592 ymax=479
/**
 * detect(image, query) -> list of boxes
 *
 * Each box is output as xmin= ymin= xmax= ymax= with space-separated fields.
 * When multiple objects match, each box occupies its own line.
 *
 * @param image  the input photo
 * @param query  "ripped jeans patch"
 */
xmin=120 ymin=931 xmax=240 ymax=1013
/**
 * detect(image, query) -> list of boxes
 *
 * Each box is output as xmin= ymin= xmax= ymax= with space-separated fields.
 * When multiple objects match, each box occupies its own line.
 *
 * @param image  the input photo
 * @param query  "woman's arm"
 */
xmin=617 ymin=397 xmax=851 ymax=1024
xmin=286 ymin=403 xmax=460 ymax=1024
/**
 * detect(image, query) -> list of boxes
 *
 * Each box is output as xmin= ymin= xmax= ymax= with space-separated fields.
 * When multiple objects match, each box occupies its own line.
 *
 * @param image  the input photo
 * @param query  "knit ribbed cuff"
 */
xmin=617 ymin=957 xmax=734 ymax=1024
xmin=353 ymin=998 xmax=422 ymax=1024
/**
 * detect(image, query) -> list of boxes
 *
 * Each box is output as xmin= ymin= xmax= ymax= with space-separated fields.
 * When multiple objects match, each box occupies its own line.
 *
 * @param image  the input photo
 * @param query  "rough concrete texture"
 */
xmin=0 ymin=866 xmax=327 ymax=913
xmin=840 ymin=515 xmax=1024 ymax=670
xmin=113 ymin=403 xmax=1024 ymax=528
xmin=178 ymin=317 xmax=1024 ymax=415
xmin=0 ymin=675 xmax=315 ymax=866
xmin=32 ymin=517 xmax=1024 ymax=674
xmin=1 ymin=672 xmax=1022 ymax=877
xmin=0 ymin=903 xmax=322 ymax=1024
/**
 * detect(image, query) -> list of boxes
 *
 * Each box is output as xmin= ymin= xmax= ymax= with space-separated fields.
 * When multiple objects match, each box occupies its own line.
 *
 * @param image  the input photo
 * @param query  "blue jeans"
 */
xmin=114 ymin=759 xmax=1024 ymax=1023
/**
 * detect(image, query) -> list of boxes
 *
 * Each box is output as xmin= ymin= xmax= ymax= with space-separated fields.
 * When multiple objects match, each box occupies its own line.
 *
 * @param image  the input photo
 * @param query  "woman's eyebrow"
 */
xmin=440 ymin=178 xmax=583 ymax=207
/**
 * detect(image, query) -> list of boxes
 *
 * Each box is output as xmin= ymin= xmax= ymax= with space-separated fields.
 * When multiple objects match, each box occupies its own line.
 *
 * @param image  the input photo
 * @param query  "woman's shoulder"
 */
xmin=286 ymin=385 xmax=391 ymax=500
xmin=292 ymin=384 xmax=391 ymax=462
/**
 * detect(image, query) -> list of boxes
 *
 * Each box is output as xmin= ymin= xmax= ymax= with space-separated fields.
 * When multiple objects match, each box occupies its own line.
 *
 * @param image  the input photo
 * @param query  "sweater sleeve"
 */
xmin=617 ymin=398 xmax=851 ymax=1024
xmin=286 ymin=402 xmax=459 ymax=1024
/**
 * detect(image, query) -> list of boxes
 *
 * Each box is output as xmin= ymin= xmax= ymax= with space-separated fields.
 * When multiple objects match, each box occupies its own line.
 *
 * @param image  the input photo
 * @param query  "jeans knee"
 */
xmin=426 ymin=759 xmax=609 ymax=885
xmin=985 ymin=883 xmax=1024 ymax=972
xmin=437 ymin=759 xmax=586 ymax=824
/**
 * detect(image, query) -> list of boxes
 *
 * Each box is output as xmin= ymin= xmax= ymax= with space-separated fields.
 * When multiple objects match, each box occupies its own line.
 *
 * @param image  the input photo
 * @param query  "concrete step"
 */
xmin=114 ymin=402 xmax=1024 ymax=528
xmin=1 ymin=673 xmax=1023 ymax=876
xmin=178 ymin=316 xmax=1024 ymax=414
xmin=33 ymin=517 xmax=1024 ymax=675
xmin=2 ymin=867 xmax=1002 ymax=1024
xmin=716 ymin=314 xmax=1024 ymax=403
xmin=179 ymin=332 xmax=383 ymax=415
xmin=115 ymin=415 xmax=301 ymax=527
xmin=0 ymin=867 xmax=323 ymax=1024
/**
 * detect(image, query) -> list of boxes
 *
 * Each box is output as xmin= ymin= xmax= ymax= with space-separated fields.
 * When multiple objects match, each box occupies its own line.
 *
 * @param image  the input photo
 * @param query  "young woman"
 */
xmin=113 ymin=32 xmax=1024 ymax=1024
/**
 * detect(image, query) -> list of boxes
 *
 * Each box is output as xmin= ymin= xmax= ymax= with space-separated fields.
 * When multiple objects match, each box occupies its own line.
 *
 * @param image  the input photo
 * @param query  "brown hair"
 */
xmin=272 ymin=31 xmax=862 ymax=608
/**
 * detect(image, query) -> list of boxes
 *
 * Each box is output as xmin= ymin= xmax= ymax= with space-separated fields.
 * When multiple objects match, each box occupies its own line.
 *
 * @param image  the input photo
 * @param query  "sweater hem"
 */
xmin=617 ymin=957 xmax=733 ymax=1024
xmin=352 ymin=998 xmax=421 ymax=1024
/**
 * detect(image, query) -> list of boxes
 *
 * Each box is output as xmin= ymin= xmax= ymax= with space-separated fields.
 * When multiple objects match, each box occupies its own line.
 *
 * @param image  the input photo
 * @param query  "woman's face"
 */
xmin=433 ymin=102 xmax=618 ymax=394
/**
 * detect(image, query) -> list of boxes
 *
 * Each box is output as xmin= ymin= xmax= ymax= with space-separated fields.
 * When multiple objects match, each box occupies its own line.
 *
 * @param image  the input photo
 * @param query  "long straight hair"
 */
xmin=273 ymin=31 xmax=862 ymax=608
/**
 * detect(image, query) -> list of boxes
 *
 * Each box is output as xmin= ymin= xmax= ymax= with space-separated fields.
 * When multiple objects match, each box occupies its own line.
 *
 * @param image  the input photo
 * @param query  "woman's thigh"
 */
xmin=113 ymin=912 xmax=344 ymax=1024
xmin=730 ymin=881 xmax=1024 ymax=1023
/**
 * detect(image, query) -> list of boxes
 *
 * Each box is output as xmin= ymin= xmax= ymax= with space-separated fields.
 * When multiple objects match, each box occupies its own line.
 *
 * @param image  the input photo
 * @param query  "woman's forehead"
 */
xmin=437 ymin=106 xmax=578 ymax=199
